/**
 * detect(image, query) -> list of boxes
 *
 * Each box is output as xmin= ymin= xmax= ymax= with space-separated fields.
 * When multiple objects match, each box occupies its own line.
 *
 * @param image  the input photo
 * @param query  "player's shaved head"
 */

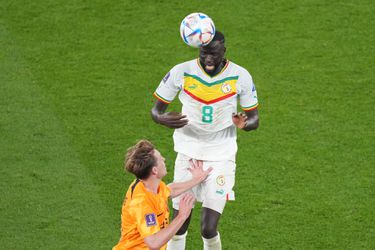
xmin=125 ymin=140 xmax=156 ymax=179
xmin=210 ymin=30 xmax=225 ymax=44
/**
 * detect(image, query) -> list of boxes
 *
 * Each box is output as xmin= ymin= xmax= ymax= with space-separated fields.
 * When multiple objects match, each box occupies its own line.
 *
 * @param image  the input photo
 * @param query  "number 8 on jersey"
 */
xmin=202 ymin=106 xmax=213 ymax=123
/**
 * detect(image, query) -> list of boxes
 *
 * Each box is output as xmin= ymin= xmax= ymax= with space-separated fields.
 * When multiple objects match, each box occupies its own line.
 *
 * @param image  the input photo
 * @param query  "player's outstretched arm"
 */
xmin=151 ymin=100 xmax=189 ymax=129
xmin=168 ymin=159 xmax=212 ymax=198
xmin=144 ymin=193 xmax=195 ymax=250
xmin=232 ymin=108 xmax=259 ymax=131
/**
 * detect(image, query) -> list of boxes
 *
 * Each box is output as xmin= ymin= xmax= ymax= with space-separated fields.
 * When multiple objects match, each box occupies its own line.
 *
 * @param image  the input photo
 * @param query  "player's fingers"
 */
xmin=206 ymin=166 xmax=213 ymax=173
xmin=181 ymin=192 xmax=192 ymax=201
xmin=168 ymin=119 xmax=189 ymax=124
xmin=194 ymin=160 xmax=202 ymax=169
xmin=174 ymin=113 xmax=187 ymax=119
xmin=198 ymin=160 xmax=203 ymax=169
xmin=186 ymin=194 xmax=195 ymax=206
xmin=193 ymin=160 xmax=200 ymax=168
xmin=174 ymin=115 xmax=187 ymax=120
xmin=165 ymin=116 xmax=188 ymax=121
xmin=167 ymin=111 xmax=186 ymax=117
xmin=192 ymin=159 xmax=200 ymax=169
xmin=188 ymin=159 xmax=194 ymax=169
xmin=180 ymin=193 xmax=188 ymax=202
xmin=189 ymin=159 xmax=195 ymax=168
xmin=166 ymin=120 xmax=188 ymax=127
xmin=170 ymin=124 xmax=188 ymax=129
xmin=182 ymin=193 xmax=195 ymax=206
xmin=164 ymin=112 xmax=186 ymax=119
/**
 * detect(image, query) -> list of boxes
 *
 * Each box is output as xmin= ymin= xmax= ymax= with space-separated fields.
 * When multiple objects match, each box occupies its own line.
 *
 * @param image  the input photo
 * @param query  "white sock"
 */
xmin=202 ymin=232 xmax=221 ymax=250
xmin=166 ymin=231 xmax=187 ymax=250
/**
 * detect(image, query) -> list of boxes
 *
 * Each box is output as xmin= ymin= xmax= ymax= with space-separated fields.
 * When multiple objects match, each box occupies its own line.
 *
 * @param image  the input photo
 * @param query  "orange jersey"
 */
xmin=113 ymin=179 xmax=170 ymax=250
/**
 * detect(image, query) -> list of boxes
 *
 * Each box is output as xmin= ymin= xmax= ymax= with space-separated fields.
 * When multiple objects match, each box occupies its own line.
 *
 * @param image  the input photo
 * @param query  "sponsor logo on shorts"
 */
xmin=216 ymin=175 xmax=225 ymax=186
xmin=216 ymin=189 xmax=225 ymax=195
xmin=145 ymin=213 xmax=157 ymax=227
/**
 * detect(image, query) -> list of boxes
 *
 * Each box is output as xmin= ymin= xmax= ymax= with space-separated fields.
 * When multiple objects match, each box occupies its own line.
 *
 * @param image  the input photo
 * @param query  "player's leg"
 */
xmin=172 ymin=208 xmax=193 ymax=235
xmin=200 ymin=204 xmax=223 ymax=250
xmin=199 ymin=159 xmax=236 ymax=250
xmin=166 ymin=208 xmax=193 ymax=250
xmin=201 ymin=207 xmax=221 ymax=238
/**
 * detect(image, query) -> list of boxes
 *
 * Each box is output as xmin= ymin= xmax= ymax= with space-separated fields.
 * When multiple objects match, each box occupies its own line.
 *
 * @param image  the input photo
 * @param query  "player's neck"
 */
xmin=141 ymin=178 xmax=161 ymax=194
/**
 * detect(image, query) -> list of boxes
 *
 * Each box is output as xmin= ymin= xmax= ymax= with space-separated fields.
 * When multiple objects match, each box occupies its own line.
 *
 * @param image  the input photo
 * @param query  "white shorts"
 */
xmin=172 ymin=153 xmax=236 ymax=214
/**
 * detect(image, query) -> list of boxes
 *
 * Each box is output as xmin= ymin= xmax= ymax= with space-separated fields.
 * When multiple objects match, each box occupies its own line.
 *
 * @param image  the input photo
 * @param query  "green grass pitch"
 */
xmin=1 ymin=0 xmax=374 ymax=249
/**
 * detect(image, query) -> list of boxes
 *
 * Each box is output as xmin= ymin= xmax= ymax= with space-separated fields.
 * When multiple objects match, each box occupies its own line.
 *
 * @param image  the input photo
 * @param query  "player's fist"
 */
xmin=232 ymin=112 xmax=247 ymax=129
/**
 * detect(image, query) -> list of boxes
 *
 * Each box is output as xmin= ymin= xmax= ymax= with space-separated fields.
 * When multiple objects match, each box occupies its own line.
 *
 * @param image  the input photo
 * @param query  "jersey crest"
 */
xmin=183 ymin=73 xmax=238 ymax=104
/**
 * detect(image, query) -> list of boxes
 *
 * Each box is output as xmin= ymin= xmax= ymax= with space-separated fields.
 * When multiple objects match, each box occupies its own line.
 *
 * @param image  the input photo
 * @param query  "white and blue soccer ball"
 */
xmin=180 ymin=13 xmax=215 ymax=48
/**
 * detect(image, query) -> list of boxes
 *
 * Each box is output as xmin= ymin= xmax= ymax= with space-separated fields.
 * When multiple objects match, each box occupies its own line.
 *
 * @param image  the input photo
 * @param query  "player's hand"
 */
xmin=158 ymin=112 xmax=189 ymax=129
xmin=232 ymin=112 xmax=248 ymax=129
xmin=178 ymin=193 xmax=195 ymax=219
xmin=187 ymin=159 xmax=212 ymax=182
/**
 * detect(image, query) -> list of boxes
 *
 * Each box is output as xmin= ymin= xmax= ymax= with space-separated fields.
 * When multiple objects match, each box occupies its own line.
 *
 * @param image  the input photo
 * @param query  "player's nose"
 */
xmin=205 ymin=55 xmax=214 ymax=65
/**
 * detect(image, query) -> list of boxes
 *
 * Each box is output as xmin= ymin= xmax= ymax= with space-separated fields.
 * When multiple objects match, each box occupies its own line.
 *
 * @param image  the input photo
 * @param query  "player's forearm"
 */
xmin=144 ymin=215 xmax=186 ymax=250
xmin=151 ymin=100 xmax=168 ymax=124
xmin=151 ymin=107 xmax=164 ymax=124
xmin=168 ymin=178 xmax=201 ymax=198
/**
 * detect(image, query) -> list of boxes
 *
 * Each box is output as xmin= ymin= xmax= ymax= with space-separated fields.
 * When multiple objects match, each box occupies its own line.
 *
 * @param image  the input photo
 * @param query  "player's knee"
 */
xmin=176 ymin=225 xmax=188 ymax=235
xmin=200 ymin=222 xmax=217 ymax=239
xmin=176 ymin=223 xmax=189 ymax=235
xmin=175 ymin=213 xmax=191 ymax=235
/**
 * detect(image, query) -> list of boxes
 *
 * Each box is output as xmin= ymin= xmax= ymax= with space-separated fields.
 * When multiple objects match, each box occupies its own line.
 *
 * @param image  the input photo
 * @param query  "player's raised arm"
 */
xmin=232 ymin=108 xmax=259 ymax=131
xmin=151 ymin=99 xmax=189 ymax=129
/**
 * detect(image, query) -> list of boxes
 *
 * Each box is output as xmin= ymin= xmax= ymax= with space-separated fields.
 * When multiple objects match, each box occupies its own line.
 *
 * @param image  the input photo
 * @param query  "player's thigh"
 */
xmin=172 ymin=153 xmax=197 ymax=209
xmin=172 ymin=153 xmax=192 ymax=182
xmin=201 ymin=160 xmax=236 ymax=213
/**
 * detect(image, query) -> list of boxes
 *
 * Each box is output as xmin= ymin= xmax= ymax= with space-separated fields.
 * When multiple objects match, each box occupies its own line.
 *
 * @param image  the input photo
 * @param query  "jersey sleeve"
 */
xmin=238 ymin=70 xmax=259 ymax=111
xmin=130 ymin=199 xmax=161 ymax=239
xmin=153 ymin=66 xmax=182 ymax=104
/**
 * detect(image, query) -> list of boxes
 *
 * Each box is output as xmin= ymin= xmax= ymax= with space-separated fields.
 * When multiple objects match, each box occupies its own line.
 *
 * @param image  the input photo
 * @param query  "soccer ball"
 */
xmin=180 ymin=13 xmax=215 ymax=48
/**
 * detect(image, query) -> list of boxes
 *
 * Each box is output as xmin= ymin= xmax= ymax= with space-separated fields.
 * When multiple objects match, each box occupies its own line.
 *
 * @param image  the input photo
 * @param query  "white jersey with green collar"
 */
xmin=154 ymin=59 xmax=258 ymax=161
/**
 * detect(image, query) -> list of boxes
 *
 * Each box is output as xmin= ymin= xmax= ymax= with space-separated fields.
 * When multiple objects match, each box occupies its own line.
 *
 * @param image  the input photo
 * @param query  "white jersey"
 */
xmin=154 ymin=59 xmax=258 ymax=161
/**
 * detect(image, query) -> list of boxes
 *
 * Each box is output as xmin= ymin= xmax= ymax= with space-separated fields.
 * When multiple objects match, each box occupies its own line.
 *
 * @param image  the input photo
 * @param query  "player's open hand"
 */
xmin=178 ymin=193 xmax=195 ymax=219
xmin=187 ymin=159 xmax=213 ymax=182
xmin=159 ymin=112 xmax=188 ymax=129
xmin=232 ymin=112 xmax=247 ymax=129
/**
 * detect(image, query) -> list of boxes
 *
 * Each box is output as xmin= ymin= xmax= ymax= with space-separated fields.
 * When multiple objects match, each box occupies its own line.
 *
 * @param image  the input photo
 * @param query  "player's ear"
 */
xmin=151 ymin=166 xmax=158 ymax=175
